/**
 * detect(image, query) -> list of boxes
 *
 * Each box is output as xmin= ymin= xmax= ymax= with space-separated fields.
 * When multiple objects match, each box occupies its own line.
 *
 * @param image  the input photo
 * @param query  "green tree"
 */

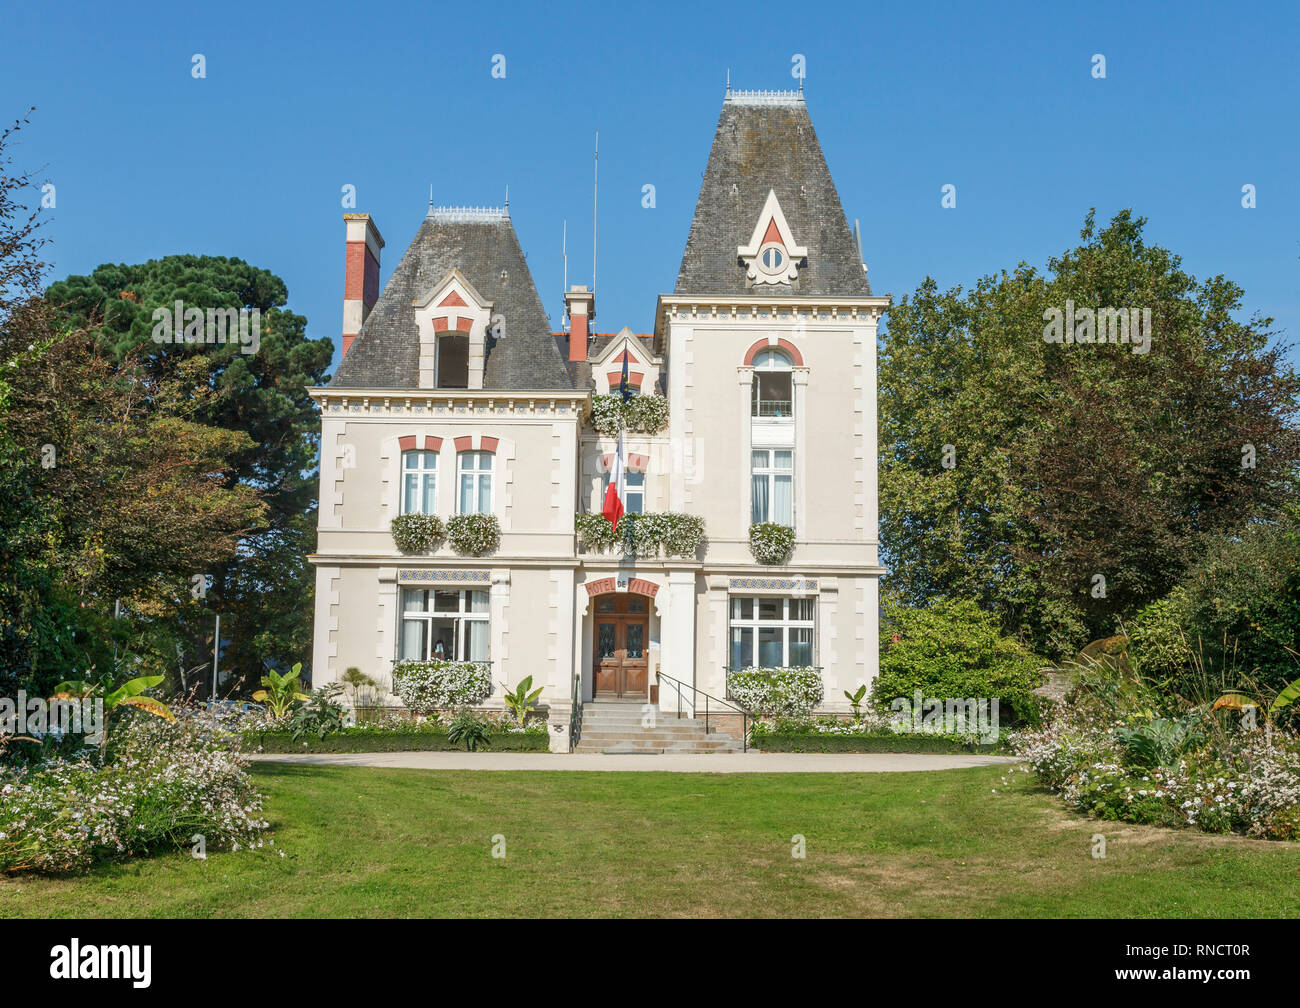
xmin=47 ymin=255 xmax=333 ymax=690
xmin=880 ymin=210 xmax=1300 ymax=659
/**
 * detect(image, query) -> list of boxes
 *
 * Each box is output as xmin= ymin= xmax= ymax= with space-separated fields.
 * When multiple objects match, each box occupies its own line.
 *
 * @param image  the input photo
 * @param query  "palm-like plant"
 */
xmin=252 ymin=663 xmax=310 ymax=722
xmin=1214 ymin=673 xmax=1300 ymax=724
xmin=53 ymin=674 xmax=175 ymax=755
xmin=500 ymin=675 xmax=544 ymax=725
xmin=843 ymin=685 xmax=867 ymax=723
xmin=446 ymin=711 xmax=492 ymax=751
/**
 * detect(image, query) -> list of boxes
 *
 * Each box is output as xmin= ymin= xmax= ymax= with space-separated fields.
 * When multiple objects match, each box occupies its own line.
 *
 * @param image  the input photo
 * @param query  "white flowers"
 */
xmin=391 ymin=659 xmax=493 ymax=714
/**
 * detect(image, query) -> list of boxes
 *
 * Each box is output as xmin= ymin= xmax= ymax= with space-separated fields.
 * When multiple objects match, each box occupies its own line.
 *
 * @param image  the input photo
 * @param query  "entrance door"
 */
xmin=592 ymin=594 xmax=649 ymax=699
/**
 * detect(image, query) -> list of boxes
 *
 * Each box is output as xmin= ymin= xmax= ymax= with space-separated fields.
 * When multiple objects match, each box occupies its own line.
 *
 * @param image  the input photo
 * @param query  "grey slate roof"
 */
xmin=675 ymin=93 xmax=871 ymax=298
xmin=331 ymin=211 xmax=573 ymax=390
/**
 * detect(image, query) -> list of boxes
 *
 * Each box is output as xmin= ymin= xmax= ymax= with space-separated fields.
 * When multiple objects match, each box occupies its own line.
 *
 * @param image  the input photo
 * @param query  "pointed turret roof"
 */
xmin=332 ymin=208 xmax=573 ymax=390
xmin=674 ymin=89 xmax=871 ymax=298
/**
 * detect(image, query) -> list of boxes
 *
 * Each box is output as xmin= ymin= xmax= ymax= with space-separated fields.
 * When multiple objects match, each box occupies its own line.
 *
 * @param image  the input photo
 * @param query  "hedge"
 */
xmin=244 ymin=730 xmax=550 ymax=754
xmin=750 ymin=731 xmax=1005 ymax=754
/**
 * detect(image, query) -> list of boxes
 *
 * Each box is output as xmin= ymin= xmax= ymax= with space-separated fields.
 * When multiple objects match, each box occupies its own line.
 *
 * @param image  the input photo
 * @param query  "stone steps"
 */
xmin=574 ymin=702 xmax=744 ymax=754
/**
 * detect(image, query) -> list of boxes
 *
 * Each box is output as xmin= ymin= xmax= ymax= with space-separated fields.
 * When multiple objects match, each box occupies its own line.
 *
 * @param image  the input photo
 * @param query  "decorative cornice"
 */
xmin=309 ymin=388 xmax=590 ymax=419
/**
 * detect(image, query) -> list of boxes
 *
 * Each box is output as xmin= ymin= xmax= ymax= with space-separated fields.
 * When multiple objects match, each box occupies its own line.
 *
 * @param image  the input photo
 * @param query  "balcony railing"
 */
xmin=753 ymin=400 xmax=793 ymax=418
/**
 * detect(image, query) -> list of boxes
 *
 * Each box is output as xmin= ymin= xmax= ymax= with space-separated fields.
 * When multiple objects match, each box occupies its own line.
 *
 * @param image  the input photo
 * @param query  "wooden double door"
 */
xmin=593 ymin=593 xmax=649 ymax=699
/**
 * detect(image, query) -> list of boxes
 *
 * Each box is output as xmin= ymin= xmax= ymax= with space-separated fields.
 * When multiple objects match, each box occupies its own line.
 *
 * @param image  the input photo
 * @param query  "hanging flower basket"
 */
xmin=749 ymin=522 xmax=795 ymax=565
xmin=390 ymin=514 xmax=445 ymax=554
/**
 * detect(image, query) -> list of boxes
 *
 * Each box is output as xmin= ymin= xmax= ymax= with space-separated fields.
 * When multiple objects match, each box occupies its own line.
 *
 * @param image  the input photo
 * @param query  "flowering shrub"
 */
xmin=0 ymin=708 xmax=270 ymax=874
xmin=590 ymin=393 xmax=668 ymax=436
xmin=1011 ymin=676 xmax=1300 ymax=840
xmin=391 ymin=659 xmax=493 ymax=714
xmin=391 ymin=513 xmax=445 ymax=554
xmin=726 ymin=666 xmax=823 ymax=718
xmin=574 ymin=511 xmax=705 ymax=559
xmin=748 ymin=522 xmax=795 ymax=565
xmin=446 ymin=513 xmax=500 ymax=555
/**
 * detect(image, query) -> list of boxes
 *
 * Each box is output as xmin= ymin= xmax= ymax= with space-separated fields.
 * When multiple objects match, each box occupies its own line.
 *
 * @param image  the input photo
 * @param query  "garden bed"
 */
xmin=245 ymin=729 xmax=549 ymax=754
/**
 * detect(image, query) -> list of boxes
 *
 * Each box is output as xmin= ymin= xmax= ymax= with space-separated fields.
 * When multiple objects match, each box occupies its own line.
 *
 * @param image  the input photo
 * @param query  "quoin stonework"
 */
xmin=308 ymin=87 xmax=889 ymax=749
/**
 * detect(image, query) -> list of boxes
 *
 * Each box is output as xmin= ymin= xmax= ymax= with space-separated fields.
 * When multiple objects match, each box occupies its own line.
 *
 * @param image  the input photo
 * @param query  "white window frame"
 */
xmin=400 ymin=449 xmax=438 ymax=515
xmin=457 ymin=450 xmax=494 ymax=514
xmin=398 ymin=588 xmax=490 ymax=661
xmin=751 ymin=448 xmax=794 ymax=526
xmin=727 ymin=595 xmax=816 ymax=670
xmin=602 ymin=464 xmax=645 ymax=514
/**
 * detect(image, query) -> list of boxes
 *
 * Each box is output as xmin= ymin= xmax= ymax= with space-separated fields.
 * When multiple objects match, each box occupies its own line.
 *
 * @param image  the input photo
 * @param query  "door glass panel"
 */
xmin=597 ymin=623 xmax=617 ymax=658
xmin=626 ymin=623 xmax=644 ymax=659
xmin=597 ymin=597 xmax=616 ymax=613
xmin=628 ymin=598 xmax=646 ymax=613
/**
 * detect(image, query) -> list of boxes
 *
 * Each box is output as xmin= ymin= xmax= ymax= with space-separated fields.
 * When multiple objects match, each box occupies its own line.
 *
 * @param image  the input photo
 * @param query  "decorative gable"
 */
xmin=737 ymin=189 xmax=808 ymax=286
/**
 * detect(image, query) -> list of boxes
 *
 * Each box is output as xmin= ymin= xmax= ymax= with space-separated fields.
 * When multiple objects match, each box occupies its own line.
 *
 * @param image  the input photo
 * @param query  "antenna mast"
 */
xmin=562 ymin=219 xmax=568 ymax=328
xmin=592 ymin=131 xmax=598 ymax=292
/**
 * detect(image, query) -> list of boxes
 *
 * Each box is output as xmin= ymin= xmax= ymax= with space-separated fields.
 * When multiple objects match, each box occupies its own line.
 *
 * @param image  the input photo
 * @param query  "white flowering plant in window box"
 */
xmin=446 ymin=513 xmax=501 ymax=555
xmin=390 ymin=514 xmax=445 ymax=554
xmin=726 ymin=666 xmax=823 ymax=718
xmin=391 ymin=658 xmax=493 ymax=714
xmin=749 ymin=522 xmax=795 ymax=565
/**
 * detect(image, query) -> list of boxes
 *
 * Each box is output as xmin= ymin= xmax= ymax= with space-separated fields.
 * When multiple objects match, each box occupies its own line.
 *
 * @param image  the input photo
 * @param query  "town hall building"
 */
xmin=308 ymin=87 xmax=889 ymax=750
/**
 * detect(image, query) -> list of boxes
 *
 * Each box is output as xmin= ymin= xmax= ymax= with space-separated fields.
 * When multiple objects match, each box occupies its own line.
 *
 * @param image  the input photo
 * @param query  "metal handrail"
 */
xmin=655 ymin=670 xmax=750 ymax=753
xmin=569 ymin=671 xmax=583 ymax=750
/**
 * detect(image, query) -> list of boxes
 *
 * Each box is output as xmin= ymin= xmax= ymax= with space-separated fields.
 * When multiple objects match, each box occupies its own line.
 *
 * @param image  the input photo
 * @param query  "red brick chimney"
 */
xmin=342 ymin=213 xmax=384 ymax=360
xmin=565 ymin=285 xmax=594 ymax=362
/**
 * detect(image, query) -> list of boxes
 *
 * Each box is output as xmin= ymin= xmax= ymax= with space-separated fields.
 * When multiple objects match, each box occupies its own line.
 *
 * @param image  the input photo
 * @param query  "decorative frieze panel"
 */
xmin=727 ymin=576 xmax=818 ymax=592
xmin=398 ymin=568 xmax=491 ymax=584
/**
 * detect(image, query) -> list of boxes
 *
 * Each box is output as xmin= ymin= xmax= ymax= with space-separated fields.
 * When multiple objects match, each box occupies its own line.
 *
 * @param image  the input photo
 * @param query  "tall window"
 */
xmin=401 ymin=450 xmax=437 ymax=514
xmin=751 ymin=449 xmax=793 ymax=526
xmin=751 ymin=348 xmax=793 ymax=418
xmin=458 ymin=451 xmax=493 ymax=514
xmin=603 ymin=466 xmax=645 ymax=514
xmin=399 ymin=588 xmax=489 ymax=661
xmin=729 ymin=596 xmax=815 ymax=669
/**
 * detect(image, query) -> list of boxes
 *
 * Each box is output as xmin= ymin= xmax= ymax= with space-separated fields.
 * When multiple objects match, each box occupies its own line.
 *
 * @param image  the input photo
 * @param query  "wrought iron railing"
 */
xmin=655 ymin=670 xmax=750 ymax=752
xmin=569 ymin=671 xmax=583 ymax=751
xmin=753 ymin=400 xmax=793 ymax=418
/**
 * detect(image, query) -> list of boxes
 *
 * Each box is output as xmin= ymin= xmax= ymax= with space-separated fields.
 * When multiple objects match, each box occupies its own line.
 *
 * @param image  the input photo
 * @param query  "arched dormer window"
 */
xmin=751 ymin=347 xmax=793 ymax=418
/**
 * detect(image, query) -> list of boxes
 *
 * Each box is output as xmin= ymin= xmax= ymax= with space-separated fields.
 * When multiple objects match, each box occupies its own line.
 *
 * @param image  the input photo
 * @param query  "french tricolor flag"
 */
xmin=602 ymin=429 xmax=625 ymax=530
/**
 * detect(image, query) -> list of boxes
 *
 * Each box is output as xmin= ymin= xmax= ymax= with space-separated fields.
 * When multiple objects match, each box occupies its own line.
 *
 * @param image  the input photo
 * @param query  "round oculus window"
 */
xmin=758 ymin=244 xmax=786 ymax=274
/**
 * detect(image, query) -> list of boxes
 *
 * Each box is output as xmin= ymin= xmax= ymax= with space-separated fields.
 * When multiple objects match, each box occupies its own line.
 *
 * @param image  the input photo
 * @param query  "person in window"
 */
xmin=433 ymin=640 xmax=446 ymax=659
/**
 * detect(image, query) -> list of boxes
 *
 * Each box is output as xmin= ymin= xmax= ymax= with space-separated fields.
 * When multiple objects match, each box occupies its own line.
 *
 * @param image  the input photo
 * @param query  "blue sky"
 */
xmin=5 ymin=0 xmax=1297 ymax=370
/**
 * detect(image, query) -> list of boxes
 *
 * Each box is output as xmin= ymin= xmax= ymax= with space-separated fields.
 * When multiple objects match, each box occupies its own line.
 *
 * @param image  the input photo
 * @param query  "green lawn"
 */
xmin=3 ymin=763 xmax=1297 ymax=917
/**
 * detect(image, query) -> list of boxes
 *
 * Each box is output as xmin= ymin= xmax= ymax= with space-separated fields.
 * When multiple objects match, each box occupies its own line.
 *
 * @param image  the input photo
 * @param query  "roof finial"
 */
xmin=504 ymin=184 xmax=509 ymax=214
xmin=427 ymin=184 xmax=433 ymax=216
xmin=725 ymin=68 xmax=731 ymax=97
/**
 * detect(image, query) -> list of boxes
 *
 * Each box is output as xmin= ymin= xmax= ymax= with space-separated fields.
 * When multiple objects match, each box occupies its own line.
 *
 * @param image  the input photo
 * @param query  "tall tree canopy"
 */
xmin=0 ymin=117 xmax=267 ymax=695
xmin=880 ymin=210 xmax=1300 ymax=660
xmin=47 ymin=256 xmax=333 ymax=688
